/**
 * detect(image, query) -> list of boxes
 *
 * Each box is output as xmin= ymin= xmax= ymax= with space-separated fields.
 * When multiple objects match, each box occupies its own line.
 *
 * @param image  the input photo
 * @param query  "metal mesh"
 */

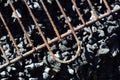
xmin=0 ymin=0 xmax=120 ymax=69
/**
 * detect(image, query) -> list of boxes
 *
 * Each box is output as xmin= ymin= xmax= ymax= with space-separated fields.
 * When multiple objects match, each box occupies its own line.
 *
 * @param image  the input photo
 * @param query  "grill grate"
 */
xmin=0 ymin=0 xmax=120 ymax=69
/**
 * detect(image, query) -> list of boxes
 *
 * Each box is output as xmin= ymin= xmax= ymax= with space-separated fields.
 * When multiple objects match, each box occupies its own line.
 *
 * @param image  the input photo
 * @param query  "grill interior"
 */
xmin=0 ymin=0 xmax=120 ymax=70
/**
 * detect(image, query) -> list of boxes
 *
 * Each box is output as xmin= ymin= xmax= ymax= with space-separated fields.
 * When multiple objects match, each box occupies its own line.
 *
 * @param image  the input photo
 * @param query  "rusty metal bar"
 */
xmin=71 ymin=0 xmax=86 ymax=25
xmin=55 ymin=0 xmax=81 ymax=62
xmin=0 ymin=44 xmax=10 ymax=64
xmin=8 ymin=0 xmax=35 ymax=50
xmin=40 ymin=0 xmax=61 ymax=40
xmin=0 ymin=12 xmax=23 ymax=56
xmin=103 ymin=0 xmax=111 ymax=13
xmin=23 ymin=0 xmax=81 ymax=63
xmin=0 ymin=4 xmax=120 ymax=69
xmin=23 ymin=0 xmax=57 ymax=63
xmin=0 ymin=0 xmax=120 ymax=69
xmin=87 ymin=0 xmax=99 ymax=19
xmin=23 ymin=0 xmax=56 ymax=63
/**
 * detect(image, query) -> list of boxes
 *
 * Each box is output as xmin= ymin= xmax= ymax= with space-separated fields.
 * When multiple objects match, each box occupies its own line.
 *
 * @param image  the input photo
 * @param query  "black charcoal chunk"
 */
xmin=91 ymin=43 xmax=98 ymax=50
xmin=68 ymin=68 xmax=74 ymax=75
xmin=47 ymin=0 xmax=53 ymax=4
xmin=25 ymin=62 xmax=44 ymax=70
xmin=18 ymin=72 xmax=24 ymax=77
xmin=59 ymin=43 xmax=70 ymax=52
xmin=62 ymin=39 xmax=68 ymax=45
xmin=0 ymin=71 xmax=6 ymax=77
xmin=86 ymin=44 xmax=93 ymax=53
xmin=98 ymin=29 xmax=105 ymax=37
xmin=107 ymin=15 xmax=113 ymax=21
xmin=113 ymin=5 xmax=120 ymax=10
xmin=111 ymin=48 xmax=119 ymax=57
xmin=62 ymin=51 xmax=69 ymax=57
xmin=0 ymin=0 xmax=120 ymax=80
xmin=51 ymin=45 xmax=57 ymax=51
xmin=97 ymin=48 xmax=110 ymax=55
xmin=83 ymin=27 xmax=92 ymax=33
xmin=25 ymin=63 xmax=34 ymax=70
xmin=107 ymin=25 xmax=118 ymax=34
xmin=43 ymin=72 xmax=49 ymax=79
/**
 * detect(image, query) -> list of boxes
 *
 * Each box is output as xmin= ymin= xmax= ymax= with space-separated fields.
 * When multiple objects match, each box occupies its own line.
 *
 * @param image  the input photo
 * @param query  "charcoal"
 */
xmin=11 ymin=67 xmax=16 ymax=71
xmin=0 ymin=36 xmax=6 ymax=41
xmin=72 ymin=5 xmax=75 ymax=11
xmin=51 ymin=45 xmax=57 ymax=51
xmin=72 ymin=43 xmax=77 ymax=49
xmin=83 ymin=35 xmax=89 ymax=42
xmin=25 ymin=62 xmax=44 ymax=70
xmin=83 ymin=27 xmax=92 ymax=33
xmin=44 ymin=67 xmax=50 ymax=73
xmin=86 ymin=44 xmax=93 ymax=53
xmin=113 ymin=5 xmax=120 ymax=10
xmin=54 ymin=52 xmax=60 ymax=58
xmin=97 ymin=48 xmax=110 ymax=55
xmin=108 ymin=33 xmax=119 ymax=57
xmin=47 ymin=53 xmax=54 ymax=63
xmin=25 ymin=63 xmax=35 ymax=70
xmin=18 ymin=42 xmax=23 ymax=47
xmin=107 ymin=25 xmax=118 ymax=34
xmin=107 ymin=33 xmax=118 ymax=45
xmin=107 ymin=15 xmax=113 ymax=21
xmin=6 ymin=66 xmax=12 ymax=73
xmin=34 ymin=62 xmax=44 ymax=67
xmin=47 ymin=0 xmax=53 ymax=4
xmin=61 ymin=39 xmax=68 ymax=45
xmin=83 ymin=31 xmax=87 ymax=35
xmin=107 ymin=20 xmax=117 ymax=25
xmin=68 ymin=68 xmax=74 ymax=75
xmin=97 ymin=29 xmax=105 ymax=37
xmin=112 ymin=48 xmax=119 ymax=57
xmin=89 ymin=43 xmax=98 ymax=51
xmin=66 ymin=35 xmax=73 ymax=41
xmin=81 ymin=48 xmax=88 ymax=64
xmin=0 ymin=0 xmax=120 ymax=80
xmin=18 ymin=72 xmax=24 ymax=77
xmin=28 ymin=1 xmax=41 ymax=10
xmin=58 ymin=43 xmax=69 ymax=52
xmin=25 ymin=59 xmax=32 ymax=65
xmin=0 ymin=71 xmax=6 ymax=77
xmin=42 ymin=72 xmax=49 ymax=79
xmin=62 ymin=51 xmax=69 ymax=57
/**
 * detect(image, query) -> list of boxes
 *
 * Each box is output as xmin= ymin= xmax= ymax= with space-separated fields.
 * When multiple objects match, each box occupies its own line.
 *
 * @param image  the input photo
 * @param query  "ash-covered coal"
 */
xmin=0 ymin=0 xmax=120 ymax=80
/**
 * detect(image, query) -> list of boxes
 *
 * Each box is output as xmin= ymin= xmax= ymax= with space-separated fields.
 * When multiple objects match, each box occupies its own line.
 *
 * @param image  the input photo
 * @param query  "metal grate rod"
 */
xmin=103 ymin=0 xmax=111 ymax=13
xmin=8 ymin=0 xmax=35 ymax=49
xmin=0 ymin=44 xmax=10 ymax=64
xmin=55 ymin=0 xmax=81 ymax=63
xmin=71 ymin=0 xmax=86 ymax=25
xmin=0 ymin=6 xmax=120 ymax=69
xmin=0 ymin=0 xmax=120 ymax=69
xmin=87 ymin=0 xmax=99 ymax=19
xmin=40 ymin=0 xmax=61 ymax=40
xmin=0 ymin=12 xmax=23 ymax=57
